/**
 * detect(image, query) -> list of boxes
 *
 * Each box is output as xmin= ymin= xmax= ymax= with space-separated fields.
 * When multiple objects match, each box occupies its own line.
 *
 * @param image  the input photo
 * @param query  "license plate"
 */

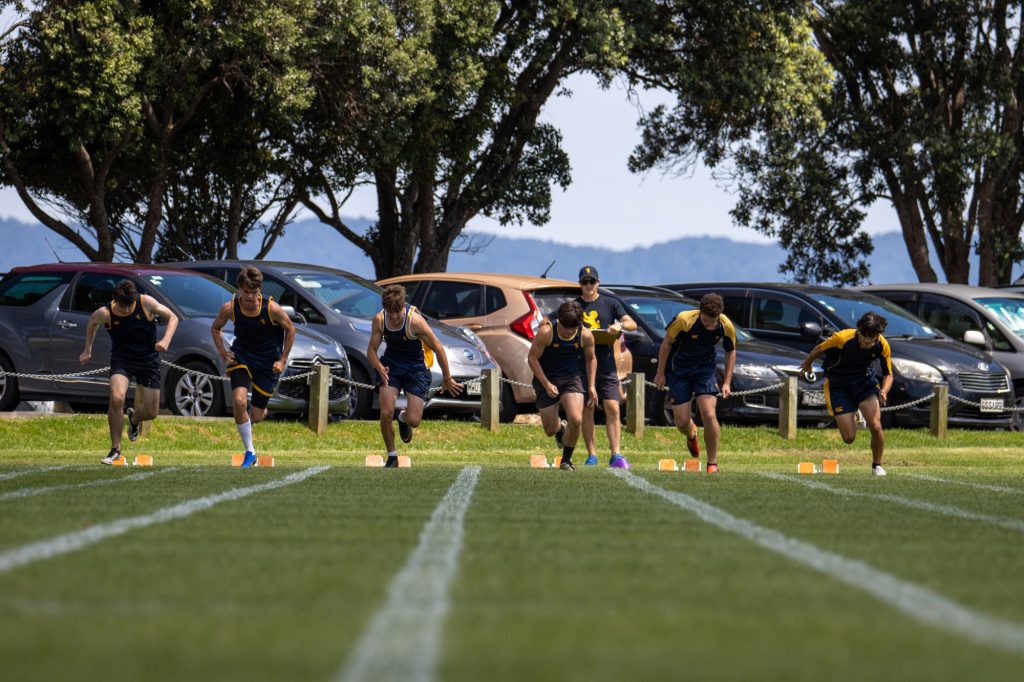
xmin=979 ymin=398 xmax=1004 ymax=413
xmin=466 ymin=382 xmax=481 ymax=396
xmin=802 ymin=391 xmax=826 ymax=407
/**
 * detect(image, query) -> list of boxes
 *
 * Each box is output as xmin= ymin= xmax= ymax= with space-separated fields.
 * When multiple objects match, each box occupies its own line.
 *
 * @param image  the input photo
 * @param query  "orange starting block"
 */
xmin=112 ymin=456 xmax=130 ymax=467
xmin=553 ymin=456 xmax=562 ymax=468
xmin=658 ymin=459 xmax=678 ymax=472
xmin=682 ymin=460 xmax=702 ymax=473
xmin=257 ymin=455 xmax=275 ymax=468
xmin=133 ymin=454 xmax=153 ymax=467
xmin=797 ymin=462 xmax=818 ymax=474
xmin=530 ymin=455 xmax=549 ymax=468
xmin=365 ymin=455 xmax=384 ymax=468
xmin=822 ymin=459 xmax=839 ymax=474
xmin=231 ymin=454 xmax=244 ymax=467
xmin=397 ymin=456 xmax=411 ymax=468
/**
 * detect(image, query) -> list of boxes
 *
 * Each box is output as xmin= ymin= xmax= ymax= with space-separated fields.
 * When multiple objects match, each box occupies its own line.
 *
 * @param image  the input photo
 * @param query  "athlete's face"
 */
xmin=699 ymin=312 xmax=720 ymax=329
xmin=856 ymin=330 xmax=879 ymax=348
xmin=239 ymin=285 xmax=261 ymax=308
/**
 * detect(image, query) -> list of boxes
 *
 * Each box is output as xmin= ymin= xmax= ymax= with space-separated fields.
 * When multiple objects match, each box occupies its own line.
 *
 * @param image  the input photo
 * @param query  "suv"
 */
xmin=602 ymin=285 xmax=829 ymax=425
xmin=167 ymin=261 xmax=497 ymax=419
xmin=0 ymin=264 xmax=351 ymax=416
xmin=661 ymin=282 xmax=1015 ymax=428
xmin=857 ymin=283 xmax=1024 ymax=430
xmin=376 ymin=272 xmax=633 ymax=421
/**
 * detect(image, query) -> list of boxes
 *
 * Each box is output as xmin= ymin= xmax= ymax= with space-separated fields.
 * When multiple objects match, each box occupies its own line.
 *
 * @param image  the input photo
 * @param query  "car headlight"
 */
xmin=733 ymin=363 xmax=779 ymax=380
xmin=892 ymin=358 xmax=944 ymax=383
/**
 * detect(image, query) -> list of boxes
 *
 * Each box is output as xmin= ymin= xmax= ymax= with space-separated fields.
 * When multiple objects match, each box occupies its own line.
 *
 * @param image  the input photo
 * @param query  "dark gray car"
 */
xmin=0 ymin=263 xmax=351 ymax=416
xmin=165 ymin=261 xmax=497 ymax=418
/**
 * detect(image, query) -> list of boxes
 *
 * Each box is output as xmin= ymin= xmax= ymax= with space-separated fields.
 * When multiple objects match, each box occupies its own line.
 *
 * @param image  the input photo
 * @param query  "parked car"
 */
xmin=0 ymin=263 xmax=351 ymax=417
xmin=167 ymin=261 xmax=497 ymax=419
xmin=857 ymin=283 xmax=1024 ymax=430
xmin=660 ymin=282 xmax=1015 ymax=428
xmin=375 ymin=272 xmax=633 ymax=421
xmin=600 ymin=285 xmax=829 ymax=425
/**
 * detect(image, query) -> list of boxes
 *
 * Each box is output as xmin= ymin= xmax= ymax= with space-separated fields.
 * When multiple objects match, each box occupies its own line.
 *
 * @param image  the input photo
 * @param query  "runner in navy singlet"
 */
xmin=80 ymin=279 xmax=179 ymax=465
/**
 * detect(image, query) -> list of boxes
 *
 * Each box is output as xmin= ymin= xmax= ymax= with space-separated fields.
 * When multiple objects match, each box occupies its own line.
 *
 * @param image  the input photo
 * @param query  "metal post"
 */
xmin=307 ymin=364 xmax=330 ymax=435
xmin=480 ymin=368 xmax=500 ymax=432
xmin=778 ymin=376 xmax=798 ymax=440
xmin=626 ymin=372 xmax=645 ymax=438
xmin=929 ymin=382 xmax=948 ymax=439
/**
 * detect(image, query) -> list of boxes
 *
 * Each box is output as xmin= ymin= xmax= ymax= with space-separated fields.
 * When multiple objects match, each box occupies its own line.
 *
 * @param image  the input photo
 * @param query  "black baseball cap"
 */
xmin=578 ymin=266 xmax=599 ymax=282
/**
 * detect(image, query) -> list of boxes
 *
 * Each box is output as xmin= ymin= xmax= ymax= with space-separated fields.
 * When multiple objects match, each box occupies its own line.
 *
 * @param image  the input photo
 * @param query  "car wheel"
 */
xmin=498 ymin=382 xmax=517 ymax=423
xmin=1010 ymin=395 xmax=1024 ymax=432
xmin=167 ymin=361 xmax=225 ymax=417
xmin=348 ymin=363 xmax=375 ymax=420
xmin=0 ymin=353 xmax=19 ymax=412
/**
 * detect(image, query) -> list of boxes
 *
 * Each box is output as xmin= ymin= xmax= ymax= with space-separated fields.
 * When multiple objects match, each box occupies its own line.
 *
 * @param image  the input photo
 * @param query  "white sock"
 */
xmin=387 ymin=450 xmax=398 ymax=457
xmin=237 ymin=420 xmax=255 ymax=454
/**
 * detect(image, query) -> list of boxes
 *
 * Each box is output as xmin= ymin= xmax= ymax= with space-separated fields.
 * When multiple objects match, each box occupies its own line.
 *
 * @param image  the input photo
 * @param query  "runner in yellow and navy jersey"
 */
xmin=800 ymin=312 xmax=893 ymax=476
xmin=654 ymin=294 xmax=736 ymax=473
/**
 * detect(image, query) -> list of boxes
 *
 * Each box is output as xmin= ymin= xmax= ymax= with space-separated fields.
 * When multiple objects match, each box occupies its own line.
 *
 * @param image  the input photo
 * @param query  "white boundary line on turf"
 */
xmin=0 ymin=465 xmax=71 ymax=481
xmin=758 ymin=471 xmax=1024 ymax=535
xmin=338 ymin=466 xmax=481 ymax=682
xmin=612 ymin=469 xmax=1024 ymax=657
xmin=0 ymin=467 xmax=177 ymax=502
xmin=0 ymin=465 xmax=329 ymax=574
xmin=901 ymin=472 xmax=1024 ymax=495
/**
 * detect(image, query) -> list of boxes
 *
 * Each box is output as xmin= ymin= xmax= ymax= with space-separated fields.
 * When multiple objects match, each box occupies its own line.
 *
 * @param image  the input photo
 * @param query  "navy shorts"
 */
xmin=825 ymin=376 xmax=880 ymax=417
xmin=110 ymin=355 xmax=161 ymax=390
xmin=666 ymin=365 xmax=719 ymax=405
xmin=380 ymin=360 xmax=431 ymax=401
xmin=584 ymin=371 xmax=621 ymax=402
xmin=228 ymin=362 xmax=280 ymax=409
xmin=532 ymin=375 xmax=585 ymax=410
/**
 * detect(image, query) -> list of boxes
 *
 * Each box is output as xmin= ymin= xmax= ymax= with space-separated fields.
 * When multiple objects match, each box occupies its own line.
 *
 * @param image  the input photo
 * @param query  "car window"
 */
xmin=810 ymin=292 xmax=938 ymax=338
xmin=976 ymin=297 xmax=1024 ymax=345
xmin=261 ymin=276 xmax=287 ymax=303
xmin=0 ymin=272 xmax=72 ymax=306
xmin=67 ymin=273 xmax=123 ymax=314
xmin=722 ymin=294 xmax=746 ymax=326
xmin=419 ymin=281 xmax=483 ymax=319
xmin=485 ymin=285 xmax=506 ymax=314
xmin=532 ymin=288 xmax=581 ymax=318
xmin=400 ymin=281 xmax=421 ymax=301
xmin=139 ymin=273 xmax=233 ymax=318
xmin=919 ymin=294 xmax=983 ymax=343
xmin=750 ymin=295 xmax=807 ymax=334
xmin=263 ymin=276 xmax=326 ymax=324
xmin=874 ymin=290 xmax=916 ymax=314
xmin=287 ymin=270 xmax=381 ymax=319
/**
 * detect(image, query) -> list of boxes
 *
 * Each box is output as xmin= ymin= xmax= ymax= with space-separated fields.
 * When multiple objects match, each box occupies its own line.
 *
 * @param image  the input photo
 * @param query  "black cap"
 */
xmin=578 ymin=265 xmax=599 ymax=282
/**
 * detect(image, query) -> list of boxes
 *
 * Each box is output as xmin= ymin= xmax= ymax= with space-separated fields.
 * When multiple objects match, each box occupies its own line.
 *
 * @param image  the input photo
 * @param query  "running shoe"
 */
xmin=609 ymin=454 xmax=631 ymax=469
xmin=126 ymin=406 xmax=140 ymax=443
xmin=100 ymin=448 xmax=123 ymax=466
xmin=398 ymin=410 xmax=413 ymax=444
xmin=385 ymin=455 xmax=399 ymax=468
xmin=241 ymin=451 xmax=258 ymax=468
xmin=584 ymin=455 xmax=599 ymax=465
xmin=707 ymin=463 xmax=719 ymax=474
xmin=871 ymin=464 xmax=887 ymax=477
xmin=559 ymin=459 xmax=575 ymax=471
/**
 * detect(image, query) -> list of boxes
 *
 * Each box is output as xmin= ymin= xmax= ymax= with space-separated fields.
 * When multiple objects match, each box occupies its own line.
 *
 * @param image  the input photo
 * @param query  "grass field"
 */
xmin=1 ymin=415 xmax=1023 ymax=681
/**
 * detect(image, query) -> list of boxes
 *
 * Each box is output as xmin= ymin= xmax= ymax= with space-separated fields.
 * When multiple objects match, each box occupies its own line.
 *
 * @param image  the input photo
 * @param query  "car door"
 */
xmin=48 ymin=272 xmax=120 ymax=398
xmin=747 ymin=291 xmax=820 ymax=352
xmin=919 ymin=294 xmax=985 ymax=345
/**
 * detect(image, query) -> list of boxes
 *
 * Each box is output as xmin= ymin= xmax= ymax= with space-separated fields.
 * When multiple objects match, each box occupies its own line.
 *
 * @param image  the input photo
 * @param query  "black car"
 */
xmin=661 ymin=282 xmax=1015 ymax=428
xmin=600 ymin=285 xmax=829 ymax=426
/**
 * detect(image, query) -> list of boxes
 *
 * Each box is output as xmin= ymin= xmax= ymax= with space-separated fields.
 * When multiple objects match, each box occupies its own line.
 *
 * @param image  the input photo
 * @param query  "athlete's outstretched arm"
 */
xmin=211 ymin=301 xmax=235 ymax=365
xmin=411 ymin=311 xmax=462 ymax=396
xmin=267 ymin=300 xmax=296 ymax=374
xmin=141 ymin=295 xmax=179 ymax=352
xmin=79 ymin=307 xmax=110 ymax=364
xmin=367 ymin=312 xmax=389 ymax=385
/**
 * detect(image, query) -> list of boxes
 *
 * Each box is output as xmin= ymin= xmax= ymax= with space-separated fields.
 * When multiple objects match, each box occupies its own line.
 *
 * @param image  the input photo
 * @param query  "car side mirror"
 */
xmin=962 ymin=329 xmax=986 ymax=347
xmin=280 ymin=305 xmax=306 ymax=324
xmin=800 ymin=321 xmax=823 ymax=338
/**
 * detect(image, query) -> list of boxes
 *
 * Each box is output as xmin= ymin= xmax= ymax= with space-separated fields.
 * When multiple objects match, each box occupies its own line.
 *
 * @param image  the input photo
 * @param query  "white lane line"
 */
xmin=901 ymin=472 xmax=1024 ymax=495
xmin=759 ymin=471 xmax=1024 ymax=535
xmin=0 ymin=465 xmax=329 ymax=574
xmin=338 ymin=466 xmax=481 ymax=682
xmin=613 ymin=469 xmax=1024 ymax=657
xmin=0 ymin=466 xmax=71 ymax=481
xmin=0 ymin=467 xmax=177 ymax=502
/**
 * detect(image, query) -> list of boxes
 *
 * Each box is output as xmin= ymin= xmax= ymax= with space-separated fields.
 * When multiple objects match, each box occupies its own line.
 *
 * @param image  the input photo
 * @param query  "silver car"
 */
xmin=0 ymin=263 xmax=351 ymax=416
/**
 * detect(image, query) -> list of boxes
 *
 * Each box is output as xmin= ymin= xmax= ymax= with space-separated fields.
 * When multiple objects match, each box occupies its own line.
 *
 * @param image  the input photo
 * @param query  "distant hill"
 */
xmin=0 ymin=216 xmax=1005 ymax=285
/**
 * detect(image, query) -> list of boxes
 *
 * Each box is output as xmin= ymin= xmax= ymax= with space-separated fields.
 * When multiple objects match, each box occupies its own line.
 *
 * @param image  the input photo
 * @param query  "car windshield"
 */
xmin=625 ymin=296 xmax=753 ymax=341
xmin=140 ymin=273 xmax=232 ymax=318
xmin=811 ymin=293 xmax=939 ymax=338
xmin=287 ymin=271 xmax=381 ymax=320
xmin=976 ymin=297 xmax=1024 ymax=340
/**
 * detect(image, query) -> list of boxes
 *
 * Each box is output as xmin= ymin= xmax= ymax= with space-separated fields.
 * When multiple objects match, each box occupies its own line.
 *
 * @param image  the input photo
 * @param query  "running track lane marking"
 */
xmin=759 ymin=471 xmax=1024 ymax=535
xmin=0 ymin=466 xmax=71 ymax=481
xmin=338 ymin=466 xmax=481 ymax=682
xmin=901 ymin=472 xmax=1024 ymax=495
xmin=0 ymin=467 xmax=177 ymax=502
xmin=0 ymin=465 xmax=329 ymax=574
xmin=612 ymin=469 xmax=1024 ymax=657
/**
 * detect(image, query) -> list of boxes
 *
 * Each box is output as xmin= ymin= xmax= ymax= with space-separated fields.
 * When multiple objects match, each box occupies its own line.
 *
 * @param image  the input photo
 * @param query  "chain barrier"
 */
xmin=949 ymin=393 xmax=1024 ymax=413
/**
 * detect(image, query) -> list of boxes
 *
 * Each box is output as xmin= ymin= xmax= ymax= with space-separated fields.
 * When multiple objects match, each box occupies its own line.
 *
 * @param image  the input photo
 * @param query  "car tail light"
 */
xmin=510 ymin=291 xmax=542 ymax=339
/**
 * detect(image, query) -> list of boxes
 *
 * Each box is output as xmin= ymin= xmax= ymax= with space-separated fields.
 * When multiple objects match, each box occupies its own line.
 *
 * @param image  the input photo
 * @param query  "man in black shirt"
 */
xmin=574 ymin=266 xmax=637 ymax=468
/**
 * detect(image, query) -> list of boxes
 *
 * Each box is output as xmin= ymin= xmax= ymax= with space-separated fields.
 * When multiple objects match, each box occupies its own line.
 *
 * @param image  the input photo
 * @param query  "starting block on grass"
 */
xmin=658 ymin=459 xmax=678 ymax=472
xmin=257 ymin=455 xmax=274 ymax=468
xmin=797 ymin=462 xmax=818 ymax=474
xmin=133 ymin=454 xmax=153 ymax=467
xmin=682 ymin=459 xmax=701 ymax=473
xmin=397 ymin=456 xmax=411 ymax=468
xmin=365 ymin=455 xmax=384 ymax=468
xmin=822 ymin=459 xmax=839 ymax=474
xmin=231 ymin=454 xmax=244 ymax=467
xmin=113 ymin=456 xmax=130 ymax=467
xmin=553 ymin=456 xmax=562 ymax=468
xmin=530 ymin=455 xmax=549 ymax=468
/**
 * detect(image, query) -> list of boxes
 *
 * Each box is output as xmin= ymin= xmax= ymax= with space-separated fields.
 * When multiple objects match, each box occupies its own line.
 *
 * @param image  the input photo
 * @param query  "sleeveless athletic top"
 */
xmin=380 ymin=305 xmax=428 ymax=367
xmin=105 ymin=295 xmax=157 ymax=363
xmin=230 ymin=294 xmax=283 ymax=366
xmin=540 ymin=323 xmax=583 ymax=380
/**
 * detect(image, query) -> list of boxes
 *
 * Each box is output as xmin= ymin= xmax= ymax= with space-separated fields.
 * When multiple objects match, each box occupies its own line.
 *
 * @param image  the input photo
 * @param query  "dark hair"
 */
xmin=236 ymin=266 xmax=263 ymax=291
xmin=381 ymin=284 xmax=406 ymax=313
xmin=699 ymin=293 xmax=724 ymax=318
xmin=113 ymin=280 xmax=137 ymax=305
xmin=857 ymin=311 xmax=888 ymax=336
xmin=556 ymin=300 xmax=583 ymax=328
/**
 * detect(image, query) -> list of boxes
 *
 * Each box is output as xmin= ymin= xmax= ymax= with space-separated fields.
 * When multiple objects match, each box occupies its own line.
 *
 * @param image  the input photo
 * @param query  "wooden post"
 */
xmin=480 ymin=368 xmax=500 ymax=432
xmin=929 ymin=382 xmax=948 ymax=439
xmin=626 ymin=372 xmax=645 ymax=438
xmin=778 ymin=375 xmax=797 ymax=440
xmin=307 ymin=364 xmax=330 ymax=435
xmin=132 ymin=386 xmax=151 ymax=437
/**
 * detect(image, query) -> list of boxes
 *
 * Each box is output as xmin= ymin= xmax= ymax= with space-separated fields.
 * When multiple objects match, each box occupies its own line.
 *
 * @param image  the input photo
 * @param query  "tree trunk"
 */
xmin=889 ymin=190 xmax=937 ymax=282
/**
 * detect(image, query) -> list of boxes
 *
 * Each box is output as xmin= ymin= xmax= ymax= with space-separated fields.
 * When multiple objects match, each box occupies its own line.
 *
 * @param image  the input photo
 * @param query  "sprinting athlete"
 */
xmin=528 ymin=300 xmax=598 ymax=470
xmin=368 ymin=284 xmax=462 ymax=468
xmin=80 ymin=279 xmax=179 ymax=465
xmin=800 ymin=311 xmax=892 ymax=476
xmin=574 ymin=265 xmax=637 ymax=468
xmin=211 ymin=266 xmax=295 ymax=468
xmin=654 ymin=293 xmax=735 ymax=473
